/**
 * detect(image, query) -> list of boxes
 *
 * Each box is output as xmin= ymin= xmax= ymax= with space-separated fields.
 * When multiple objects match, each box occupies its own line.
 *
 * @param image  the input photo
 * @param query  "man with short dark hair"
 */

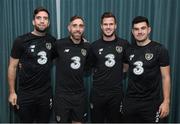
xmin=89 ymin=12 xmax=129 ymax=123
xmin=123 ymin=16 xmax=171 ymax=122
xmin=8 ymin=7 xmax=56 ymax=122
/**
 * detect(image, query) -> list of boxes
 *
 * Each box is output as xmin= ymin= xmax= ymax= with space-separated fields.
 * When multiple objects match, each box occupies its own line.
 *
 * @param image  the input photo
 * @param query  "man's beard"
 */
xmin=35 ymin=25 xmax=48 ymax=33
xmin=71 ymin=32 xmax=83 ymax=41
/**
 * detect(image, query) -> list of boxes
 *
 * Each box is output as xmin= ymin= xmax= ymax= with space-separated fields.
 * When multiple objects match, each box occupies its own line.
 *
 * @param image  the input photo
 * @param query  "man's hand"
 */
xmin=159 ymin=101 xmax=169 ymax=118
xmin=8 ymin=92 xmax=17 ymax=106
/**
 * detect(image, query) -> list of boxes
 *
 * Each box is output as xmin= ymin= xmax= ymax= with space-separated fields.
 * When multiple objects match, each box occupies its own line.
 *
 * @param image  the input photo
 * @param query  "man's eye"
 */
xmin=36 ymin=16 xmax=41 ymax=19
xmin=141 ymin=27 xmax=146 ymax=30
xmin=72 ymin=24 xmax=77 ymax=27
xmin=79 ymin=24 xmax=84 ymax=28
xmin=44 ymin=17 xmax=49 ymax=20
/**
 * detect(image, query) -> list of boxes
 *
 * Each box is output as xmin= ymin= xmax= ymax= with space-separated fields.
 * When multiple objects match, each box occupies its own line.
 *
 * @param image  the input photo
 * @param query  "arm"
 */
xmin=8 ymin=57 xmax=19 ymax=106
xmin=159 ymin=65 xmax=171 ymax=118
xmin=123 ymin=63 xmax=129 ymax=79
xmin=123 ymin=63 xmax=129 ymax=73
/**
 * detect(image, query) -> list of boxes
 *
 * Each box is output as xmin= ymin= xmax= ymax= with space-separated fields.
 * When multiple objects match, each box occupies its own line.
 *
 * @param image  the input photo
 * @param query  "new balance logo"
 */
xmin=129 ymin=54 xmax=134 ymax=61
xmin=30 ymin=45 xmax=35 ymax=52
xmin=98 ymin=48 xmax=103 ymax=54
xmin=64 ymin=49 xmax=69 ymax=52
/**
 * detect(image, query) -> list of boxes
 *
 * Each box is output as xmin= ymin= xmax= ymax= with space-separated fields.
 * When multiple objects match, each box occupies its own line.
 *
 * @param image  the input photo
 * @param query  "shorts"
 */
xmin=123 ymin=98 xmax=166 ymax=123
xmin=54 ymin=91 xmax=87 ymax=123
xmin=90 ymin=91 xmax=123 ymax=123
xmin=16 ymin=91 xmax=53 ymax=122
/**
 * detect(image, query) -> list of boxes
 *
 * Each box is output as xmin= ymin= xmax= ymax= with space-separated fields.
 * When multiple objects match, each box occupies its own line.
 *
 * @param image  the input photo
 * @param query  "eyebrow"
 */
xmin=133 ymin=26 xmax=147 ymax=29
xmin=72 ymin=23 xmax=84 ymax=26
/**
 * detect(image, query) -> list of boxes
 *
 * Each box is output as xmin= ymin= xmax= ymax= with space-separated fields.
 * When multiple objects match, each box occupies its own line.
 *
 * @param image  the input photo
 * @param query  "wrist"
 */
xmin=163 ymin=99 xmax=170 ymax=104
xmin=9 ymin=89 xmax=16 ymax=94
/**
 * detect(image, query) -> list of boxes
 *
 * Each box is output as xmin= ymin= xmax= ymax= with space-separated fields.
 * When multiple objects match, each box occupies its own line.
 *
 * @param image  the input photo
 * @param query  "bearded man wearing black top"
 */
xmin=8 ymin=7 xmax=56 ymax=122
xmin=54 ymin=16 xmax=90 ymax=123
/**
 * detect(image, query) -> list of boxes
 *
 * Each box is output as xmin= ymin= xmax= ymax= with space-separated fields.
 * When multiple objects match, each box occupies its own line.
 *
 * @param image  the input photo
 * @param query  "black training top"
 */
xmin=11 ymin=32 xmax=56 ymax=95
xmin=55 ymin=37 xmax=90 ymax=94
xmin=90 ymin=37 xmax=129 ymax=94
xmin=125 ymin=41 xmax=169 ymax=101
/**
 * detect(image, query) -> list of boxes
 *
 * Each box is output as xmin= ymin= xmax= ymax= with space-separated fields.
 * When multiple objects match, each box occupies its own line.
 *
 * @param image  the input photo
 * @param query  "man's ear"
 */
xmin=32 ymin=20 xmax=35 ymax=26
xmin=67 ymin=24 xmax=70 ymax=32
xmin=114 ymin=23 xmax=117 ymax=30
xmin=148 ymin=26 xmax=151 ymax=34
xmin=48 ymin=21 xmax=50 ymax=26
xmin=131 ymin=29 xmax=134 ymax=35
xmin=100 ymin=24 xmax=103 ymax=30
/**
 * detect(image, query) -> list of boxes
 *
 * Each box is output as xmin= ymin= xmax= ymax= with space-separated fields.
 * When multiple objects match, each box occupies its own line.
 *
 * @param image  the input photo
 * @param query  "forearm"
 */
xmin=123 ymin=63 xmax=129 ymax=73
xmin=162 ymin=75 xmax=171 ymax=104
xmin=8 ymin=65 xmax=17 ymax=94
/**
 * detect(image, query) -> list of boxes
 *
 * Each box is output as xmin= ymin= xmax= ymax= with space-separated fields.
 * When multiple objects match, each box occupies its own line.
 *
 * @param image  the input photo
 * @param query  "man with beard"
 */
xmin=54 ymin=16 xmax=90 ymax=123
xmin=123 ymin=16 xmax=171 ymax=122
xmin=8 ymin=7 xmax=56 ymax=122
xmin=89 ymin=12 xmax=129 ymax=122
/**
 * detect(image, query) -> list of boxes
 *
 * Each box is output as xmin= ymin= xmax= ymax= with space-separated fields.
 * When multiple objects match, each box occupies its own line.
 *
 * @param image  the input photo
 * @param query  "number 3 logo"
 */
xmin=71 ymin=56 xmax=81 ymax=69
xmin=37 ymin=51 xmax=47 ymax=65
xmin=105 ymin=54 xmax=116 ymax=67
xmin=133 ymin=61 xmax=144 ymax=75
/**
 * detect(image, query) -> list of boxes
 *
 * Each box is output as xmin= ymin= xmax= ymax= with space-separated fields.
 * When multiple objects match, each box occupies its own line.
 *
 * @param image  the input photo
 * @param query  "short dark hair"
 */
xmin=101 ymin=12 xmax=116 ymax=24
xmin=69 ymin=15 xmax=84 ymax=23
xmin=33 ymin=7 xmax=50 ymax=19
xmin=132 ymin=16 xmax=150 ymax=27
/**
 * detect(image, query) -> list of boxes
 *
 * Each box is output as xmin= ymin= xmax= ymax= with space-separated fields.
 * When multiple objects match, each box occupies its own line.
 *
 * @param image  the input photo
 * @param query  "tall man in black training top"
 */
xmin=8 ymin=7 xmax=56 ymax=122
xmin=90 ymin=12 xmax=129 ymax=123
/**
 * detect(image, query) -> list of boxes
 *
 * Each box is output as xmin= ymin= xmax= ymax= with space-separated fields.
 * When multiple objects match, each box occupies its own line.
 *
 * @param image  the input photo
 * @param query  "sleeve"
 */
xmin=10 ymin=37 xmax=23 ymax=59
xmin=158 ymin=45 xmax=170 ymax=67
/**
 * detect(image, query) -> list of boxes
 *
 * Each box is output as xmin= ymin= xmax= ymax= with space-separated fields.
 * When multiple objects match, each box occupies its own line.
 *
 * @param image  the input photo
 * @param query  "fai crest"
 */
xmin=145 ymin=53 xmax=153 ymax=60
xmin=116 ymin=46 xmax=122 ymax=53
xmin=46 ymin=43 xmax=52 ymax=50
xmin=81 ymin=49 xmax=87 ymax=56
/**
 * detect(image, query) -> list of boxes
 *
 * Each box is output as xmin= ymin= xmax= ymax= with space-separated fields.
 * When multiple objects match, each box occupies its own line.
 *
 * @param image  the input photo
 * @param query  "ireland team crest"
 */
xmin=145 ymin=53 xmax=153 ymax=60
xmin=81 ymin=49 xmax=87 ymax=56
xmin=116 ymin=46 xmax=122 ymax=53
xmin=46 ymin=43 xmax=52 ymax=50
